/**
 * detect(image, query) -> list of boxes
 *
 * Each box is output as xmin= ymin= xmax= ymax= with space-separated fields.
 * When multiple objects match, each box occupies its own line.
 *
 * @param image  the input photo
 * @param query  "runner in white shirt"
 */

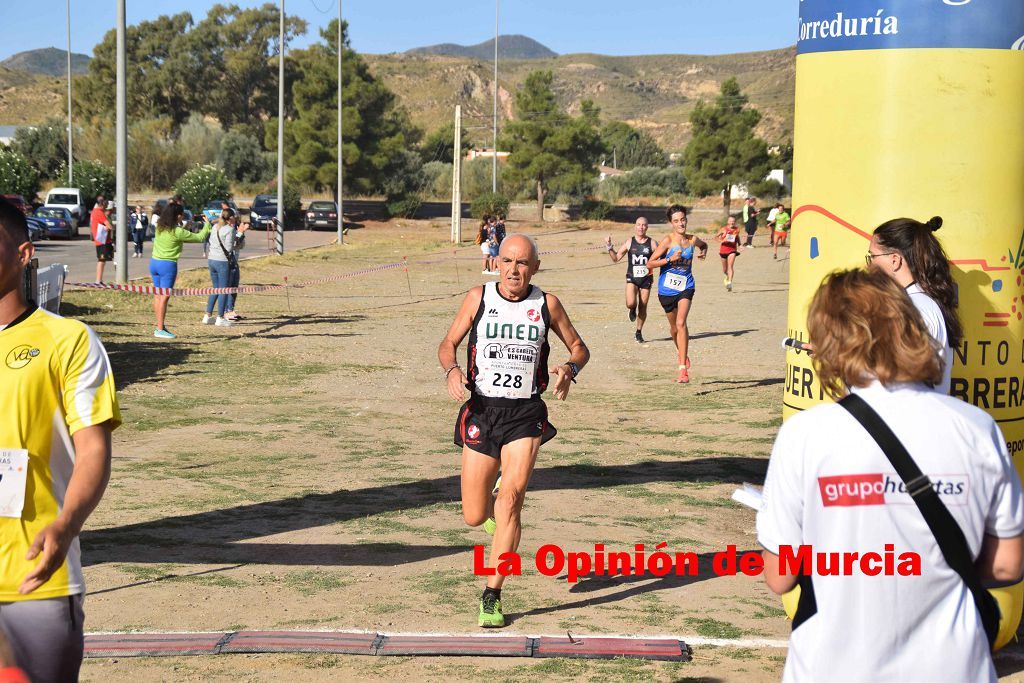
xmin=758 ymin=268 xmax=1024 ymax=683
xmin=866 ymin=216 xmax=961 ymax=394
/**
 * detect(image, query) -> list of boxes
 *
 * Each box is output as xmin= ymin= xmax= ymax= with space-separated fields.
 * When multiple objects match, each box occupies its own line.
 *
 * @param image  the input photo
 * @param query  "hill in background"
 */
xmin=1 ymin=48 xmax=91 ymax=77
xmin=366 ymin=46 xmax=795 ymax=152
xmin=0 ymin=45 xmax=795 ymax=154
xmin=0 ymin=67 xmax=65 ymax=124
xmin=406 ymin=34 xmax=557 ymax=60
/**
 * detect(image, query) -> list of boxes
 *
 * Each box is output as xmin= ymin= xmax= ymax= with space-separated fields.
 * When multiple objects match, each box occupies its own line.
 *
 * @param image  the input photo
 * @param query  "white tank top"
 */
xmin=468 ymin=283 xmax=550 ymax=400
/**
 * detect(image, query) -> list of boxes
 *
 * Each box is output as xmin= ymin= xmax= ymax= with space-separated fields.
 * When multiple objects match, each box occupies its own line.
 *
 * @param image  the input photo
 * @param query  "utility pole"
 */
xmin=492 ymin=0 xmax=499 ymax=193
xmin=66 ymin=0 xmax=73 ymax=184
xmin=336 ymin=0 xmax=344 ymax=245
xmin=276 ymin=0 xmax=285 ymax=255
xmin=114 ymin=0 xmax=127 ymax=283
xmin=451 ymin=105 xmax=462 ymax=244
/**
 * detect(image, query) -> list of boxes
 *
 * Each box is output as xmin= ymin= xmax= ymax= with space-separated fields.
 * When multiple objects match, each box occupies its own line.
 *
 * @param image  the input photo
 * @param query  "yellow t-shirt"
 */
xmin=0 ymin=306 xmax=120 ymax=601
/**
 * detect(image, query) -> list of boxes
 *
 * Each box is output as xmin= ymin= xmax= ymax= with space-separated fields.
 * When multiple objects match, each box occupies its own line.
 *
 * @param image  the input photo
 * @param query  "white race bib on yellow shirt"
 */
xmin=0 ymin=449 xmax=28 ymax=519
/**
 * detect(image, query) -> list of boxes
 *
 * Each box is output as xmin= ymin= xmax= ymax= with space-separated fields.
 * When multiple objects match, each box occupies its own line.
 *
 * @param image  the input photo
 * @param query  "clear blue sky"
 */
xmin=1 ymin=1 xmax=797 ymax=62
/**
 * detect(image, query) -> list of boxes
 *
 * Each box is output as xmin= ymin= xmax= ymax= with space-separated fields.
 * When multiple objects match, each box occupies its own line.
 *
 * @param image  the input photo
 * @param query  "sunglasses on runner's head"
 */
xmin=865 ymin=251 xmax=896 ymax=267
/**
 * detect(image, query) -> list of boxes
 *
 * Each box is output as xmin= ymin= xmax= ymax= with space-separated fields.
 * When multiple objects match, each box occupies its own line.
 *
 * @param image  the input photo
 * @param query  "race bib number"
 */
xmin=487 ymin=370 xmax=532 ymax=399
xmin=724 ymin=233 xmax=736 ymax=243
xmin=632 ymin=265 xmax=649 ymax=278
xmin=663 ymin=272 xmax=688 ymax=292
xmin=0 ymin=449 xmax=28 ymax=519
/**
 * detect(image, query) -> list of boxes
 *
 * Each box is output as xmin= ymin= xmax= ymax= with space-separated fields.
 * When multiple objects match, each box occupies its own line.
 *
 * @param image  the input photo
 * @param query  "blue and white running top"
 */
xmin=657 ymin=244 xmax=695 ymax=295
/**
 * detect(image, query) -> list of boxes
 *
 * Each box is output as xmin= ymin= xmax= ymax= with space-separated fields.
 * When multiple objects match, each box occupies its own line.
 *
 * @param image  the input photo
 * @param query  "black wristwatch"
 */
xmin=566 ymin=362 xmax=580 ymax=383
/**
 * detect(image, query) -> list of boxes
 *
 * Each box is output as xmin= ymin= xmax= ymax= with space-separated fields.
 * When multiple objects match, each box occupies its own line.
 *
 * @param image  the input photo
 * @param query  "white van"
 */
xmin=44 ymin=188 xmax=87 ymax=235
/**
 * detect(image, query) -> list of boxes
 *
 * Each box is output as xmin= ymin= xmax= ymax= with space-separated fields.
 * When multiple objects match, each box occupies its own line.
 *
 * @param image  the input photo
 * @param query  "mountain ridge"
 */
xmin=406 ymin=35 xmax=557 ymax=60
xmin=1 ymin=48 xmax=91 ymax=77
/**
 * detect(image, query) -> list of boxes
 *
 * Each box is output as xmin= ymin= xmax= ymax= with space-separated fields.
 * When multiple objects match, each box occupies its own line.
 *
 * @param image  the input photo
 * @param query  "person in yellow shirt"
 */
xmin=0 ymin=199 xmax=120 ymax=683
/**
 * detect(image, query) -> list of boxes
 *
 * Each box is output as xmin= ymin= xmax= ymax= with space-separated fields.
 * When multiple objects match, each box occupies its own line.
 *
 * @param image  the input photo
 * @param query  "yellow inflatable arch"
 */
xmin=782 ymin=0 xmax=1024 ymax=650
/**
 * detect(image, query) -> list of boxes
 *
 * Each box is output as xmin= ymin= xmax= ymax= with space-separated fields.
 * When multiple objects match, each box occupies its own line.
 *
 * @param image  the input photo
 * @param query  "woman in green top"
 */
xmin=149 ymin=203 xmax=211 ymax=339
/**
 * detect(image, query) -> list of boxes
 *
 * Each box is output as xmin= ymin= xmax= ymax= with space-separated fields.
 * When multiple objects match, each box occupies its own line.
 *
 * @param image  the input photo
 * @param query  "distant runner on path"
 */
xmin=438 ymin=234 xmax=589 ymax=628
xmin=605 ymin=217 xmax=658 ymax=343
xmin=716 ymin=215 xmax=744 ymax=292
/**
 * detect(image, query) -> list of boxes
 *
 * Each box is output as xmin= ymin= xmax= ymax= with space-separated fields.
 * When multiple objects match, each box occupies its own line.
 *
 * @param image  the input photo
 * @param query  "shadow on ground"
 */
xmin=82 ymin=458 xmax=766 ymax=567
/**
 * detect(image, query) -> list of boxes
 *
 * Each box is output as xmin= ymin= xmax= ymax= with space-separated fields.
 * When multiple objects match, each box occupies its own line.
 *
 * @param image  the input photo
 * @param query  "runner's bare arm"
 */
xmin=20 ymin=422 xmax=112 ymax=594
xmin=646 ymin=236 xmax=674 ymax=268
xmin=438 ymin=286 xmax=484 ymax=401
xmin=602 ymin=237 xmax=626 ymax=264
xmin=761 ymin=550 xmax=799 ymax=595
xmin=545 ymin=293 xmax=590 ymax=401
xmin=693 ymin=236 xmax=709 ymax=260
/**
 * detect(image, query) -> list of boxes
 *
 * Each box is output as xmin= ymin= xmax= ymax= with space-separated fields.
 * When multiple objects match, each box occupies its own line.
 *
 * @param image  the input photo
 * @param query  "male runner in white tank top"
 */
xmin=438 ymin=234 xmax=590 ymax=628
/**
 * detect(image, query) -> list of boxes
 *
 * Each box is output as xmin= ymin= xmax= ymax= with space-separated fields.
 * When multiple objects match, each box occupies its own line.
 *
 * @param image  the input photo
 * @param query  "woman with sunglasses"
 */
xmin=865 ymin=216 xmax=961 ymax=394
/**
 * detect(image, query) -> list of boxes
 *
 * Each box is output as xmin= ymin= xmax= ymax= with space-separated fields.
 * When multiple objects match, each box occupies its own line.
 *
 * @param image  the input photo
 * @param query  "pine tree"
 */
xmin=684 ymin=78 xmax=771 ymax=217
xmin=501 ymin=71 xmax=605 ymax=220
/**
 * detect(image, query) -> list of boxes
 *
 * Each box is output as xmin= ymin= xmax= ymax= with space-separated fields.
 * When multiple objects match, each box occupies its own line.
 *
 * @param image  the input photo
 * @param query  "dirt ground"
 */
xmin=58 ymin=218 xmax=1024 ymax=682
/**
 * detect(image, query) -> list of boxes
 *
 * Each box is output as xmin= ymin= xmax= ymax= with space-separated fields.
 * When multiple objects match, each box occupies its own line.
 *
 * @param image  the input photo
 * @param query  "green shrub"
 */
xmin=174 ymin=164 xmax=232 ymax=211
xmin=0 ymin=148 xmax=41 ymax=201
xmin=56 ymin=159 xmax=113 ymax=208
xmin=386 ymin=196 xmax=422 ymax=219
xmin=578 ymin=198 xmax=612 ymax=220
xmin=217 ymin=131 xmax=271 ymax=183
xmin=470 ymin=192 xmax=510 ymax=219
xmin=12 ymin=119 xmax=67 ymax=179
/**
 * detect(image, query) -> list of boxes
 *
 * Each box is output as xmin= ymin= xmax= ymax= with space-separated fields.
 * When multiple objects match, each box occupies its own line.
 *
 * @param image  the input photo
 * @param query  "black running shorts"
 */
xmin=626 ymin=275 xmax=653 ymax=290
xmin=95 ymin=244 xmax=114 ymax=261
xmin=454 ymin=395 xmax=556 ymax=459
xmin=658 ymin=289 xmax=695 ymax=313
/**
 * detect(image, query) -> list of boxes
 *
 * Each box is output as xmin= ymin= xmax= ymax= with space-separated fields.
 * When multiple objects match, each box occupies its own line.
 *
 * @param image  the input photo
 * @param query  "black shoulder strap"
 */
xmin=839 ymin=393 xmax=999 ymax=647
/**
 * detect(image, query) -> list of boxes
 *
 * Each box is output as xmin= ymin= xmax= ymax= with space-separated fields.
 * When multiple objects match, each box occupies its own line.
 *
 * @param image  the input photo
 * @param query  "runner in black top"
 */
xmin=605 ymin=217 xmax=658 ymax=343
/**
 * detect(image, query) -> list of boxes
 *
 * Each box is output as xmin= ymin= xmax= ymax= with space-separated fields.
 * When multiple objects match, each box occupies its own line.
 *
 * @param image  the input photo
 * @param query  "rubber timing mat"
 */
xmin=84 ymin=631 xmax=691 ymax=661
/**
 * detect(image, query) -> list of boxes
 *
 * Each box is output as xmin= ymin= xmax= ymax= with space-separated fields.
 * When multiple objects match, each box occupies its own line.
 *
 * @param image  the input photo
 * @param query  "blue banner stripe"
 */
xmin=797 ymin=0 xmax=1024 ymax=54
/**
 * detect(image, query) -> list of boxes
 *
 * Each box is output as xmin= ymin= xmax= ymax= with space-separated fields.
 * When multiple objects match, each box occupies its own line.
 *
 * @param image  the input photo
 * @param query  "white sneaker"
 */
xmin=215 ymin=317 xmax=233 ymax=327
xmin=202 ymin=314 xmax=214 ymax=324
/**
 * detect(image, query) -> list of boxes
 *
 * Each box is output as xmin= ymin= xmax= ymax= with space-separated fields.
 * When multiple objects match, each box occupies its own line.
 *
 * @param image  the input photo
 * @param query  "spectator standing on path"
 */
xmin=89 ymin=197 xmax=112 ymax=283
xmin=766 ymin=203 xmax=780 ymax=247
xmin=149 ymin=204 xmax=211 ymax=339
xmin=0 ymin=199 xmax=120 ymax=683
xmin=758 ymin=268 xmax=1024 ymax=682
xmin=129 ymin=205 xmax=148 ymax=258
xmin=224 ymin=219 xmax=247 ymax=321
xmin=742 ymin=196 xmax=759 ymax=247
xmin=203 ymin=209 xmax=249 ymax=327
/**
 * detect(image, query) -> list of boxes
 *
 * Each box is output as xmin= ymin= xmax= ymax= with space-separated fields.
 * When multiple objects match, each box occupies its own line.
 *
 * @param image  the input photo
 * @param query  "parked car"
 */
xmin=1 ymin=194 xmax=31 ymax=216
xmin=249 ymin=194 xmax=280 ymax=228
xmin=31 ymin=207 xmax=76 ymax=240
xmin=304 ymin=201 xmax=338 ymax=230
xmin=44 ymin=188 xmax=87 ymax=230
xmin=25 ymin=216 xmax=44 ymax=242
xmin=202 ymin=199 xmax=239 ymax=223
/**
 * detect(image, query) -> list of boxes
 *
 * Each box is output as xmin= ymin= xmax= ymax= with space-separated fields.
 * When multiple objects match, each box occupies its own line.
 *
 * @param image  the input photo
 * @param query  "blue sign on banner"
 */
xmin=797 ymin=0 xmax=1024 ymax=54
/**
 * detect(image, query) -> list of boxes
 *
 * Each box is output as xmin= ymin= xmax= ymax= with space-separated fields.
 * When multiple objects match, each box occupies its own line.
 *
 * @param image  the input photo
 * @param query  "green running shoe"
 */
xmin=483 ymin=517 xmax=496 ymax=535
xmin=479 ymin=594 xmax=505 ymax=628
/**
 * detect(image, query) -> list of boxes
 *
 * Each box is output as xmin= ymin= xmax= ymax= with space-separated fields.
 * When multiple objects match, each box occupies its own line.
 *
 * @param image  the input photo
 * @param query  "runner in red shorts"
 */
xmin=716 ymin=215 xmax=744 ymax=291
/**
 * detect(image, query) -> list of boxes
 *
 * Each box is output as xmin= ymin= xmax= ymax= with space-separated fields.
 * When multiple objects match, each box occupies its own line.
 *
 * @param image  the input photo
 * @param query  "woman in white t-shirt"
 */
xmin=758 ymin=268 xmax=1024 ymax=683
xmin=866 ymin=215 xmax=961 ymax=394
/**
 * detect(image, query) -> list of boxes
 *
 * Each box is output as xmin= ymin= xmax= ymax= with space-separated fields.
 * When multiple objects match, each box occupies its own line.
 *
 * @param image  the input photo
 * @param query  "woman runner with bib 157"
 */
xmin=647 ymin=205 xmax=707 ymax=383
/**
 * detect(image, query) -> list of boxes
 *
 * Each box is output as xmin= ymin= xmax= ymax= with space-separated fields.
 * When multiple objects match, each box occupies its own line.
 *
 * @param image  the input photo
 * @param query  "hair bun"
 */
xmin=926 ymin=216 xmax=942 ymax=232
